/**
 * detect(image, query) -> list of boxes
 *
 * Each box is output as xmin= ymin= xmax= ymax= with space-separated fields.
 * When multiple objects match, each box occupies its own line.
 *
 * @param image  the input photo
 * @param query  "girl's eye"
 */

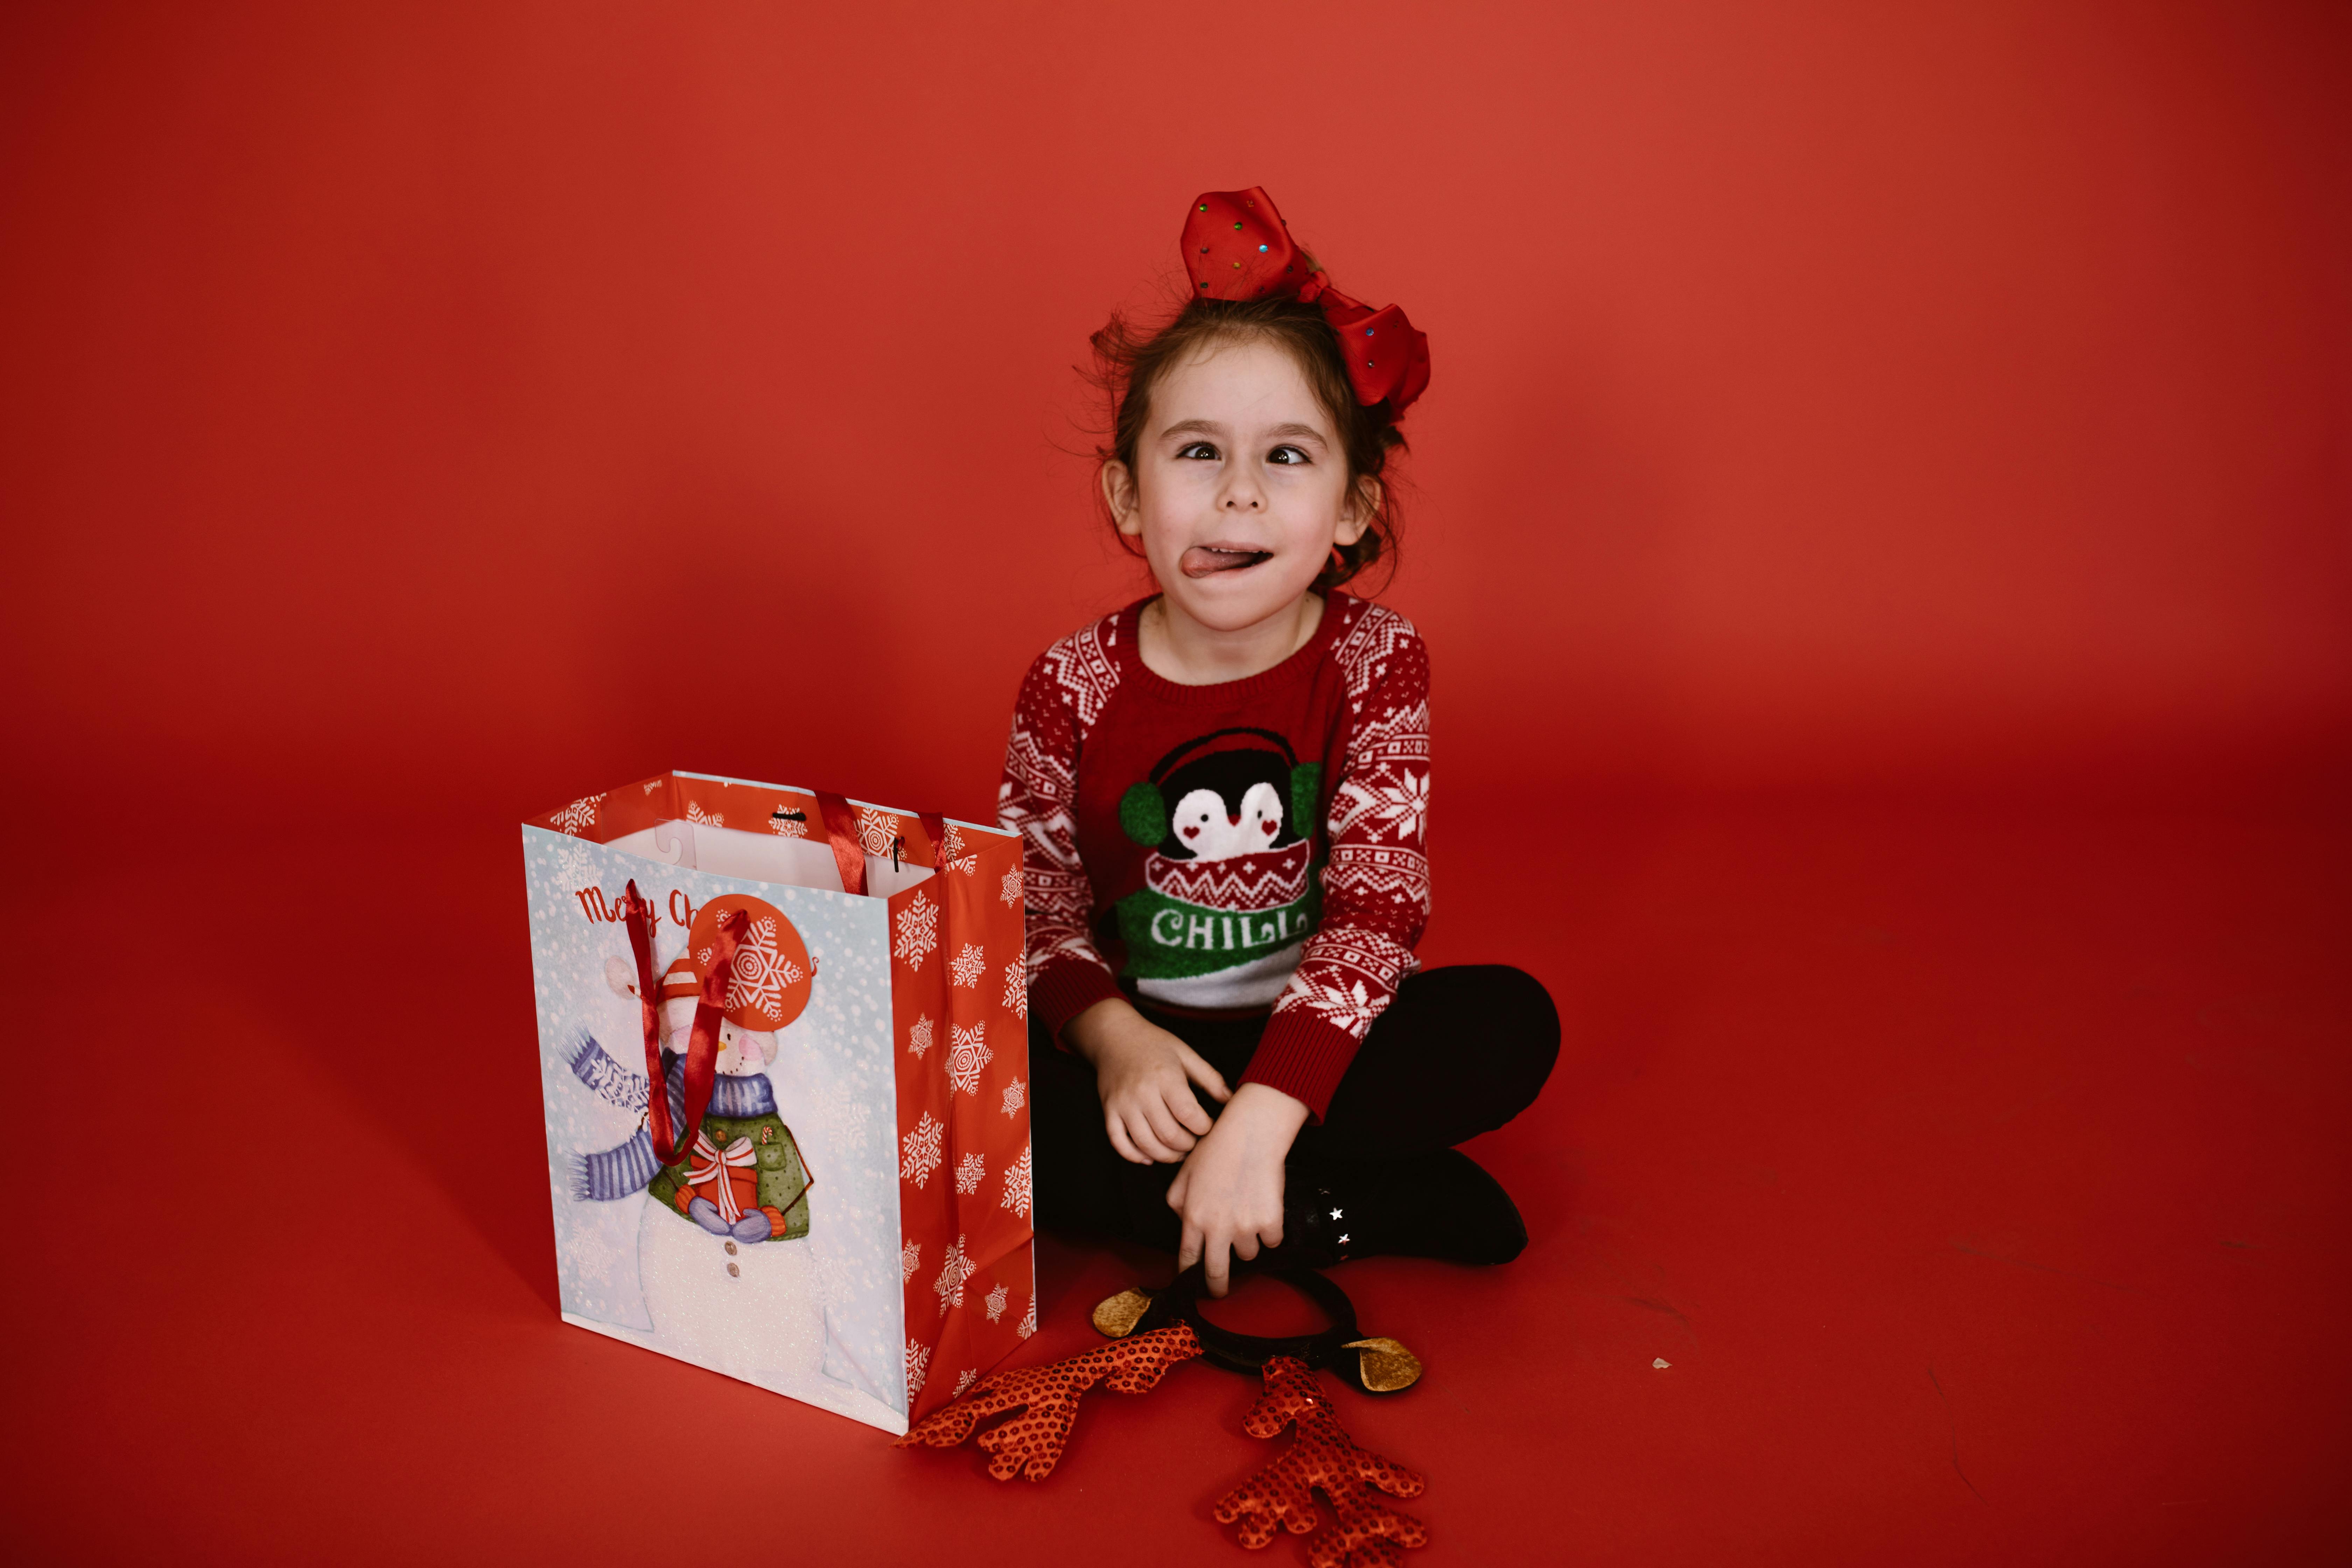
xmin=1267 ymin=445 xmax=1310 ymax=465
xmin=1177 ymin=441 xmax=1220 ymax=461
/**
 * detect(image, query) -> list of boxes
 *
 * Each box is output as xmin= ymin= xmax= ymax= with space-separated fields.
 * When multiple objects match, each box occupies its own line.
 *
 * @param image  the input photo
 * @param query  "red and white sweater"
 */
xmin=997 ymin=593 xmax=1432 ymax=1120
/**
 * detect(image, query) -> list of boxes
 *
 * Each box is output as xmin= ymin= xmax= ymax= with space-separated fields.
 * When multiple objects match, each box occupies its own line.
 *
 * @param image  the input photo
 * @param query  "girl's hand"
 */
xmin=1064 ymin=997 xmax=1231 ymax=1164
xmin=1168 ymin=1084 xmax=1311 ymax=1296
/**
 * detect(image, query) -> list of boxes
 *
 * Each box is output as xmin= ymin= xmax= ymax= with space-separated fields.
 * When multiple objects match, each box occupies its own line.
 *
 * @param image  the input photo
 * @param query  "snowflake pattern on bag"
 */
xmin=955 ymin=1151 xmax=986 ymax=1195
xmin=824 ymin=1096 xmax=872 ymax=1154
xmin=857 ymin=806 xmax=898 ymax=857
xmin=901 ymin=1112 xmax=944 ymax=1188
xmin=906 ymin=1338 xmax=931 ymax=1398
xmin=947 ymin=1022 xmax=992 ymax=1095
xmin=768 ymin=811 xmax=808 ymax=838
xmin=934 ymin=1234 xmax=975 ymax=1315
xmin=1001 ymin=1077 xmax=1025 ymax=1118
xmin=728 ymin=917 xmax=804 ymax=1019
xmin=999 ymin=1144 xmax=1033 ymax=1219
xmin=1000 ymin=960 xmax=1028 ymax=1019
xmin=549 ymin=795 xmax=602 ymax=835
xmin=950 ymin=942 xmax=986 ymax=989
xmin=951 ymin=1368 xmax=979 ymax=1399
xmin=1018 ymin=1295 xmax=1037 ymax=1339
xmin=552 ymin=835 xmax=594 ymax=890
xmin=685 ymin=802 xmax=724 ymax=826
xmin=901 ymin=1239 xmax=922 ymax=1283
xmin=999 ymin=866 xmax=1022 ymax=909
xmin=894 ymin=892 xmax=938 ymax=969
xmin=907 ymin=1013 xmax=934 ymax=1060
xmin=985 ymin=1283 xmax=1008 ymax=1323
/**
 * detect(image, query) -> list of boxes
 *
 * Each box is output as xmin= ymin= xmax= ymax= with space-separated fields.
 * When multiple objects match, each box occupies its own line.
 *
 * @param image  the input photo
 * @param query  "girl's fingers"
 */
xmin=1202 ymin=1231 xmax=1233 ymax=1297
xmin=1103 ymin=1111 xmax=1149 ymax=1166
xmin=1177 ymin=1044 xmax=1232 ymax=1104
xmin=1168 ymin=1079 xmax=1216 ymax=1137
xmin=1177 ymin=1220 xmax=1204 ymax=1275
xmin=1143 ymin=1094 xmax=1200 ymax=1154
xmin=1233 ymin=1232 xmax=1261 ymax=1263
xmin=1125 ymin=1109 xmax=1184 ymax=1164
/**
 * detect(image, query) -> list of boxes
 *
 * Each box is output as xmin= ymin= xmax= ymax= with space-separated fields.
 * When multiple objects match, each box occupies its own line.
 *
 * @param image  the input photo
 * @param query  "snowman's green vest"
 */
xmin=646 ymin=1110 xmax=813 ymax=1240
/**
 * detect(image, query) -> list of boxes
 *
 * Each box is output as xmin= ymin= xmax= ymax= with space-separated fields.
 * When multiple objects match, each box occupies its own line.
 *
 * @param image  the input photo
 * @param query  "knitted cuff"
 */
xmin=1240 ymin=1010 xmax=1364 ymax=1124
xmin=1032 ymin=956 xmax=1126 ymax=1049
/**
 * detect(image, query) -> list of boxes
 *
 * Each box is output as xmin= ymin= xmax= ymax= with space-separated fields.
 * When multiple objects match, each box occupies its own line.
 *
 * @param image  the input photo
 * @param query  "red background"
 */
xmin=6 ymin=0 xmax=2346 ymax=819
xmin=2 ymin=3 xmax=2346 ymax=1563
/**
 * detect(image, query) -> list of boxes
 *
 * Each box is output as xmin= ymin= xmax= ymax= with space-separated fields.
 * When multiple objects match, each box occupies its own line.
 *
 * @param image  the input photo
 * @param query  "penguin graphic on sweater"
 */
xmin=1115 ymin=728 xmax=1325 ymax=1009
xmin=565 ymin=893 xmax=826 ymax=1388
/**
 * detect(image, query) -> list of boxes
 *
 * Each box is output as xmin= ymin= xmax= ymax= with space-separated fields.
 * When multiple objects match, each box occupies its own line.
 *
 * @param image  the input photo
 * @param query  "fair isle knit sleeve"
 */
xmin=1246 ymin=605 xmax=1433 ymax=1120
xmin=999 ymin=619 xmax=1126 ymax=1043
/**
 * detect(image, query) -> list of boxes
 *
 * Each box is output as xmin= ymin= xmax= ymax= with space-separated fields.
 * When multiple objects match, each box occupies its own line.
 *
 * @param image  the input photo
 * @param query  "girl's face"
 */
xmin=1103 ymin=337 xmax=1371 ymax=633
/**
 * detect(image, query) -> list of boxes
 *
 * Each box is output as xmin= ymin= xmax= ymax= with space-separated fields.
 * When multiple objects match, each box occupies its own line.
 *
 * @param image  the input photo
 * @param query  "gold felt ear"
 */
xmin=1342 ymin=1337 xmax=1424 ymax=1392
xmin=1091 ymin=1288 xmax=1155 ymax=1339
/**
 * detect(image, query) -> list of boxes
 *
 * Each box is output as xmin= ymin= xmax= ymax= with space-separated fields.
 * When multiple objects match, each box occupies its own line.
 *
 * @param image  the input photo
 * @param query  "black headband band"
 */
xmin=1096 ymin=1263 xmax=1422 ymax=1395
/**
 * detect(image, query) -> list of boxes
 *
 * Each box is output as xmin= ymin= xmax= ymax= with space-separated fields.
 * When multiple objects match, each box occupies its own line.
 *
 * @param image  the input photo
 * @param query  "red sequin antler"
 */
xmin=896 ymin=1324 xmax=1203 ymax=1481
xmin=1214 ymin=1356 xmax=1428 ymax=1567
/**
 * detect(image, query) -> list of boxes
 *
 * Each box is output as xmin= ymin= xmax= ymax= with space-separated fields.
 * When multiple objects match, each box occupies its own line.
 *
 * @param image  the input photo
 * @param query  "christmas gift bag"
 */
xmin=522 ymin=770 xmax=1035 ymax=1434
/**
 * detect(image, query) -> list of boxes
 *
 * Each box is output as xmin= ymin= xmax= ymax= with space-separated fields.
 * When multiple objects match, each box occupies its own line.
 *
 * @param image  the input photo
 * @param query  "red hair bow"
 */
xmin=1182 ymin=187 xmax=1431 ymax=416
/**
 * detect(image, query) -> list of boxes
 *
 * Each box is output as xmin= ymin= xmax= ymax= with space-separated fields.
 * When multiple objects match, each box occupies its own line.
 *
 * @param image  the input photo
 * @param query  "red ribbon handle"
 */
xmin=812 ymin=790 xmax=867 ymax=896
xmin=620 ymin=878 xmax=746 ymax=1166
xmin=808 ymin=792 xmax=958 ymax=894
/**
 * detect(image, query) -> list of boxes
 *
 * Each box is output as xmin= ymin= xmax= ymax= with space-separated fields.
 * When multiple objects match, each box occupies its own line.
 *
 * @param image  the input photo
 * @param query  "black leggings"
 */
xmin=1030 ymin=965 xmax=1560 ymax=1248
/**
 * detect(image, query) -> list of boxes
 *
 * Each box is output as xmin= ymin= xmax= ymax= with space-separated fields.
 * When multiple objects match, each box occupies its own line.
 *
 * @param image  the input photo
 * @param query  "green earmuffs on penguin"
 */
xmin=1118 ymin=728 xmax=1323 ymax=861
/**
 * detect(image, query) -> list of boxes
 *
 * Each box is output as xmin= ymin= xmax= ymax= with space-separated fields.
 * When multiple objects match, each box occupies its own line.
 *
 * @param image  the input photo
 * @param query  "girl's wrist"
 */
xmin=1220 ymin=1082 xmax=1310 ymax=1142
xmin=1062 ymin=995 xmax=1139 ymax=1066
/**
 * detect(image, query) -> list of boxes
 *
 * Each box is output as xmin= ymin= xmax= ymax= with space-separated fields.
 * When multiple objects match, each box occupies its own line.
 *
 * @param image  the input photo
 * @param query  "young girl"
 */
xmin=1001 ymin=188 xmax=1559 ymax=1297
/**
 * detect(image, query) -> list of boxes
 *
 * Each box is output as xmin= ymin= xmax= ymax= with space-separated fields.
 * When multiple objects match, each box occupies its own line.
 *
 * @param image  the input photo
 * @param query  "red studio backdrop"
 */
xmin=1 ymin=1 xmax=2345 ymax=826
xmin=2 ymin=4 xmax=2350 ymax=1565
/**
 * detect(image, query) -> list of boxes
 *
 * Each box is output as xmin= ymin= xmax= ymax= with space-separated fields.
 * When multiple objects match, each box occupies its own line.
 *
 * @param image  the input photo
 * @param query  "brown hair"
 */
xmin=1088 ymin=295 xmax=1406 ymax=594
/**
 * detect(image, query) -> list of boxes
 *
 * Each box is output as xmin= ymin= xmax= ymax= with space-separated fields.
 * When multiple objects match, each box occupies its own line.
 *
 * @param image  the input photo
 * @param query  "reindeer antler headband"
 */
xmin=901 ymin=1264 xmax=1430 ymax=1563
xmin=1182 ymin=187 xmax=1432 ymax=416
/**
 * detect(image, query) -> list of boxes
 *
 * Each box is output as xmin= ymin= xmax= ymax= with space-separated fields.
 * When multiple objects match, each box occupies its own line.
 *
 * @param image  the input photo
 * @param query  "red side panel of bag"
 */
xmin=890 ymin=817 xmax=1035 ymax=1419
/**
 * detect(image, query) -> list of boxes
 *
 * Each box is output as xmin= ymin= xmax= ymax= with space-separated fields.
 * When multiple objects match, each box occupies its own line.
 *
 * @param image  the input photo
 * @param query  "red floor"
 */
xmin=6 ymin=799 xmax=2346 ymax=1563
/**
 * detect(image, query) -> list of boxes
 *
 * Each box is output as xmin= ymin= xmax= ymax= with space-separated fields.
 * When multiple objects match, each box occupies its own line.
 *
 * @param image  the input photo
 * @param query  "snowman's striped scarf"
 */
xmin=565 ymin=1037 xmax=777 ymax=1202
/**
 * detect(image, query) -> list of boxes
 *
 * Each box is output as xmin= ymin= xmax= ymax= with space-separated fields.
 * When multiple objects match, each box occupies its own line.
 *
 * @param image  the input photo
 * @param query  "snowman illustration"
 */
xmin=566 ymin=892 xmax=826 ymax=1389
xmin=1114 ymin=728 xmax=1325 ymax=1009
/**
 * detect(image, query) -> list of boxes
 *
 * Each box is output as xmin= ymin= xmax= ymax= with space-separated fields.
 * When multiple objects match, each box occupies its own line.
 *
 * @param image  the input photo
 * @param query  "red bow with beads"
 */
xmin=1181 ymin=187 xmax=1431 ymax=416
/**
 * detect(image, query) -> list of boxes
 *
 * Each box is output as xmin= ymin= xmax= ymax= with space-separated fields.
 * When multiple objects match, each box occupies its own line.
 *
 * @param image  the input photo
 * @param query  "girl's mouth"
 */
xmin=1180 ymin=545 xmax=1274 ymax=578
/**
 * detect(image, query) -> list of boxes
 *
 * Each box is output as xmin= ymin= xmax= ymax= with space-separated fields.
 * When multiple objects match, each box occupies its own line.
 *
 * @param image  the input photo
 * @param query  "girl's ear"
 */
xmin=1334 ymin=475 xmax=1379 ymax=547
xmin=1101 ymin=459 xmax=1143 ymax=537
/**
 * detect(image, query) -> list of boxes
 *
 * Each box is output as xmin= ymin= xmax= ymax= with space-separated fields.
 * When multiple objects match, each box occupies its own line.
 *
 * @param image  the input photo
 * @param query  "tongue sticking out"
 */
xmin=1181 ymin=546 xmax=1272 ymax=578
